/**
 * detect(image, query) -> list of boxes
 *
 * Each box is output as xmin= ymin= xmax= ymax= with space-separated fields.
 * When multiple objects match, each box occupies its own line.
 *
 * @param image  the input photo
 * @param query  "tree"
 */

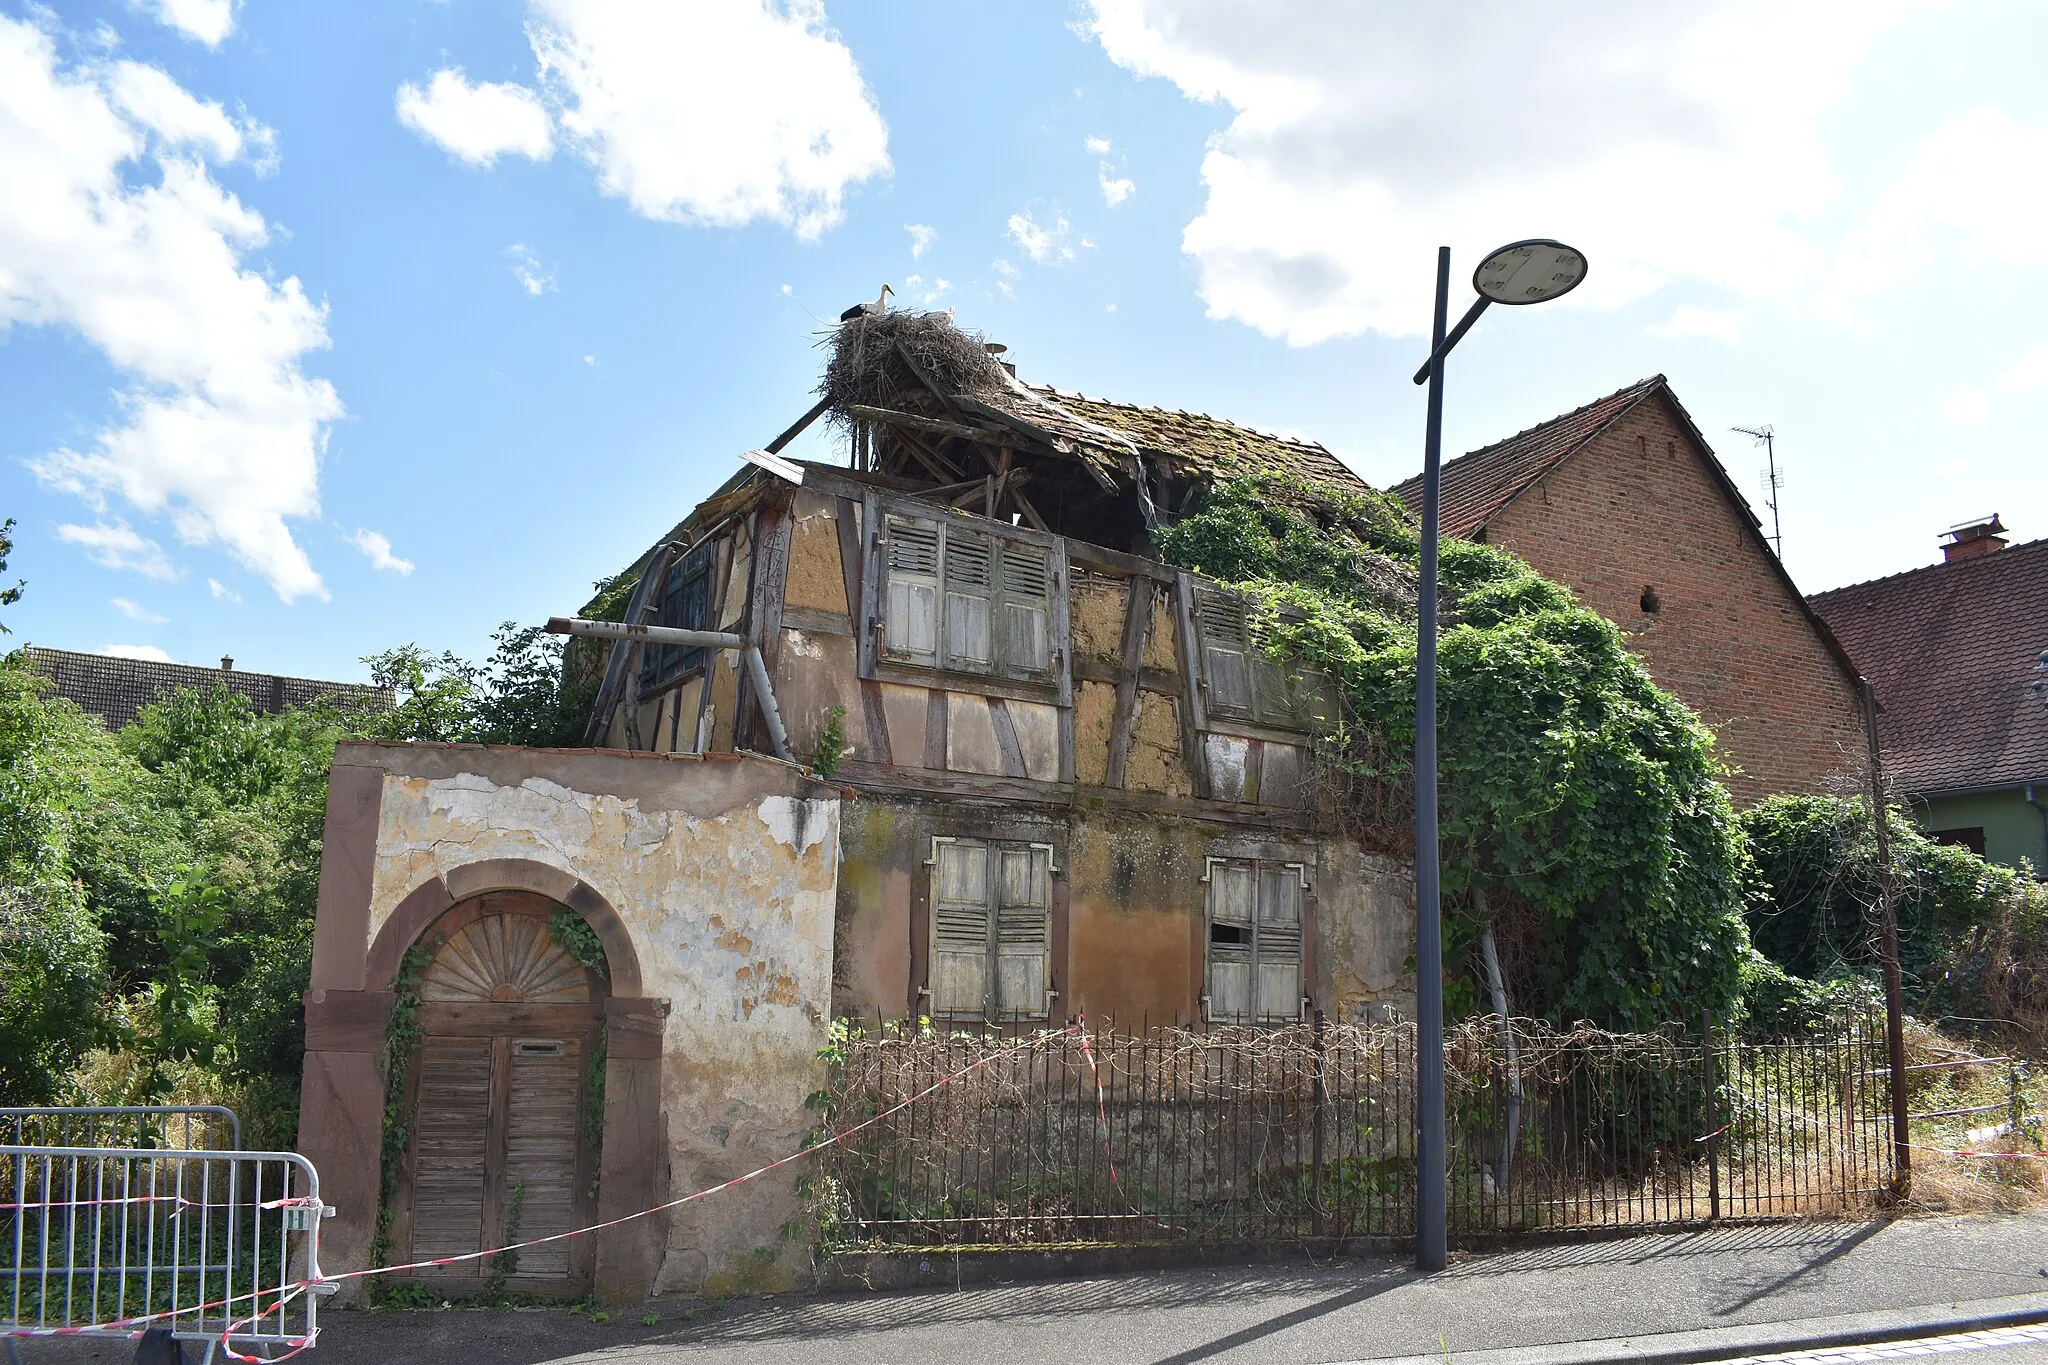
xmin=0 ymin=518 xmax=23 ymax=633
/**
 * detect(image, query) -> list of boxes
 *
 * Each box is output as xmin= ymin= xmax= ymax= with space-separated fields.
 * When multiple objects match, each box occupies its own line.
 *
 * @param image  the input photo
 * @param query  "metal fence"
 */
xmin=1 ymin=1107 xmax=242 ymax=1153
xmin=820 ymin=1013 xmax=1897 ymax=1247
xmin=3 ymin=1136 xmax=327 ymax=1362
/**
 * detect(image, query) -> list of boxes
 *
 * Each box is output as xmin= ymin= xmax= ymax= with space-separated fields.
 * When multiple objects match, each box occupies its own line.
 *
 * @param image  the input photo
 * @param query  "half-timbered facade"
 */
xmin=579 ymin=316 xmax=1413 ymax=1029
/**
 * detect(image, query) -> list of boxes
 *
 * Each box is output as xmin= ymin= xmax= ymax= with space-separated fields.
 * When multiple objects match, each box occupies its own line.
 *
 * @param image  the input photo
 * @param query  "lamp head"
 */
xmin=1473 ymin=240 xmax=1587 ymax=305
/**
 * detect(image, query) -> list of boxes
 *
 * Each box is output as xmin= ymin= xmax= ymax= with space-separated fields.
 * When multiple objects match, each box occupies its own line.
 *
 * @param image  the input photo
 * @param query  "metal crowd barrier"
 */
xmin=1 ymin=1108 xmax=242 ymax=1154
xmin=3 ymin=1130 xmax=330 ymax=1363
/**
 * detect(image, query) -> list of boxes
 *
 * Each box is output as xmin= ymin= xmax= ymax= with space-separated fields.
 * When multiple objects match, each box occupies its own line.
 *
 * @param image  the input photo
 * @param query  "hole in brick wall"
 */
xmin=1640 ymin=585 xmax=1661 ymax=615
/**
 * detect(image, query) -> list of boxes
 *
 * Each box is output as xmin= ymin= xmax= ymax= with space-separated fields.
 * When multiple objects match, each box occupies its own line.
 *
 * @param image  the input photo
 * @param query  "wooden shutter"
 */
xmin=1255 ymin=865 xmax=1305 ymax=1023
xmin=1196 ymin=588 xmax=1253 ymax=719
xmin=996 ymin=542 xmax=1052 ymax=678
xmin=929 ymin=839 xmax=991 ymax=1017
xmin=941 ymin=530 xmax=994 ymax=671
xmin=1205 ymin=859 xmax=1256 ymax=1022
xmin=501 ymin=1037 xmax=584 ymax=1277
xmin=993 ymin=845 xmax=1052 ymax=1018
xmin=883 ymin=516 xmax=940 ymax=666
xmin=409 ymin=1036 xmax=492 ymax=1268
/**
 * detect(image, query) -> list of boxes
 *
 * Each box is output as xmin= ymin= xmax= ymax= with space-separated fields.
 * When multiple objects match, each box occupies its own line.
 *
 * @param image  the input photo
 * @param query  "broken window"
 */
xmin=927 ymin=837 xmax=1055 ymax=1021
xmin=1204 ymin=857 xmax=1306 ymax=1024
xmin=1194 ymin=585 xmax=1305 ymax=729
xmin=880 ymin=510 xmax=1054 ymax=682
xmin=639 ymin=545 xmax=716 ymax=691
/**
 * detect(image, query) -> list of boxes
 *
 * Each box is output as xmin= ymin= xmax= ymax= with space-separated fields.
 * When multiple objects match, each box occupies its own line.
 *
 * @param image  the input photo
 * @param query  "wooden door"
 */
xmin=393 ymin=893 xmax=604 ymax=1292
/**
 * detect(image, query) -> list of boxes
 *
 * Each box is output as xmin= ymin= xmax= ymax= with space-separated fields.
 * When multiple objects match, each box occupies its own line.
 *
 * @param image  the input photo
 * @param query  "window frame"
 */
xmin=637 ymin=543 xmax=717 ymax=693
xmin=864 ymin=493 xmax=1068 ymax=697
xmin=1201 ymin=855 xmax=1308 ymax=1025
xmin=924 ymin=836 xmax=1058 ymax=1022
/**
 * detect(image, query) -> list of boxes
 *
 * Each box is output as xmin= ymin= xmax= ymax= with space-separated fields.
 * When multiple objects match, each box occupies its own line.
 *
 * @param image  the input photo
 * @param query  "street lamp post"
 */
xmin=1410 ymin=239 xmax=1587 ymax=1273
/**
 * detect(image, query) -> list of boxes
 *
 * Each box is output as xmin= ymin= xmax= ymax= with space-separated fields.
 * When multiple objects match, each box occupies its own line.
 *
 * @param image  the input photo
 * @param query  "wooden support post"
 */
xmin=1862 ymin=676 xmax=1911 ymax=1201
xmin=1103 ymin=575 xmax=1151 ymax=789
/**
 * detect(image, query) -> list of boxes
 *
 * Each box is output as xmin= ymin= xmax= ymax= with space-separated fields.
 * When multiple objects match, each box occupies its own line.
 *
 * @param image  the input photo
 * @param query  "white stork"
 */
xmin=839 ymin=283 xmax=892 ymax=322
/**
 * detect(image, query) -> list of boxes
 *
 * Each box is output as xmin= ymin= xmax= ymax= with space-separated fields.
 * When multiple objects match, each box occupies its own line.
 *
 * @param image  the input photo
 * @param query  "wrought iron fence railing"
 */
xmin=819 ymin=1013 xmax=1897 ymax=1247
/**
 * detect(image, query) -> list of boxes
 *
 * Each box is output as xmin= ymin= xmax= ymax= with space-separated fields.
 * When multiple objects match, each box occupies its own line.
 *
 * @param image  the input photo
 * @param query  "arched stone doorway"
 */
xmin=388 ymin=891 xmax=606 ymax=1292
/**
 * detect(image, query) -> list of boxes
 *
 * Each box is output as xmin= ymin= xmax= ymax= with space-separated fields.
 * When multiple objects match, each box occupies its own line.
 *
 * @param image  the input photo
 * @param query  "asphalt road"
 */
xmin=10 ymin=1213 xmax=2047 ymax=1365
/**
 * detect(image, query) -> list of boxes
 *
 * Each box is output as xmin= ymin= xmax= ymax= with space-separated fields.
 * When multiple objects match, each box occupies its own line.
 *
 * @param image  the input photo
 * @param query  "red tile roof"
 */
xmin=24 ymin=646 xmax=390 ymax=729
xmin=1809 ymin=538 xmax=2048 ymax=794
xmin=1389 ymin=376 xmax=1668 ymax=536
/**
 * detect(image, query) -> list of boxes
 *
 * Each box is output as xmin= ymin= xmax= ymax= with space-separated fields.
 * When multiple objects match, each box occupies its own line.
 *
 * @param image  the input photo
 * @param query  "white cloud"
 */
xmin=902 ymin=273 xmax=951 ymax=306
xmin=1085 ymin=134 xmax=1112 ymax=156
xmin=1995 ymin=345 xmax=2048 ymax=393
xmin=1940 ymin=388 xmax=1990 ymax=427
xmin=350 ymin=529 xmax=415 ymax=575
xmin=1098 ymin=166 xmax=1135 ymax=207
xmin=1827 ymin=110 xmax=2048 ymax=318
xmin=779 ymin=282 xmax=792 ymax=295
xmin=528 ymin=0 xmax=890 ymax=239
xmin=583 ymin=353 xmax=596 ymax=365
xmin=1646 ymin=305 xmax=1746 ymax=343
xmin=99 ymin=643 xmax=175 ymax=662
xmin=992 ymin=258 xmax=1018 ymax=278
xmin=1006 ymin=208 xmax=1074 ymax=264
xmin=506 ymin=242 xmax=555 ymax=294
xmin=1083 ymin=0 xmax=1939 ymax=344
xmin=396 ymin=67 xmax=554 ymax=167
xmin=57 ymin=521 xmax=177 ymax=580
xmin=111 ymin=596 xmax=167 ymax=623
xmin=905 ymin=222 xmax=937 ymax=258
xmin=207 ymin=577 xmax=240 ymax=603
xmin=5 ymin=17 xmax=340 ymax=601
xmin=139 ymin=0 xmax=237 ymax=47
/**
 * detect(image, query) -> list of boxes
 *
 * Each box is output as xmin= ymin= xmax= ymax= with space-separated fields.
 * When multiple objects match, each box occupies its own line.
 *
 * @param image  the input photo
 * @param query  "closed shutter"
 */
xmin=930 ymin=839 xmax=991 ymax=1017
xmin=1205 ymin=860 xmax=1257 ymax=1022
xmin=501 ymin=1038 xmax=584 ymax=1277
xmin=996 ymin=543 xmax=1052 ymax=678
xmin=993 ymin=845 xmax=1052 ymax=1018
xmin=883 ymin=517 xmax=940 ymax=666
xmin=409 ymin=1036 xmax=492 ymax=1267
xmin=1255 ymin=865 xmax=1305 ymax=1022
xmin=1251 ymin=651 xmax=1297 ymax=728
xmin=941 ymin=532 xmax=994 ymax=672
xmin=1197 ymin=588 xmax=1253 ymax=719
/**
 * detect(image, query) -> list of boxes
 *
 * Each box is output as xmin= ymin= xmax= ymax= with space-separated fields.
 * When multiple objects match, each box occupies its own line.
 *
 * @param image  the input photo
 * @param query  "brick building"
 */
xmin=1393 ymin=376 xmax=1866 ymax=804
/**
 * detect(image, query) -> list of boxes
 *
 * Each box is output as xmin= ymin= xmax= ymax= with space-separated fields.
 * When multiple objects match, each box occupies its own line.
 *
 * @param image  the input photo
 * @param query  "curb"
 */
xmin=1332 ymin=1291 xmax=2048 ymax=1365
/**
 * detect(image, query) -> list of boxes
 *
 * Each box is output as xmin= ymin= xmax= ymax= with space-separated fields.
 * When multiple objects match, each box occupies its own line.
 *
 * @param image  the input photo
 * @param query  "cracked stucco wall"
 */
xmin=355 ymin=745 xmax=839 ymax=1295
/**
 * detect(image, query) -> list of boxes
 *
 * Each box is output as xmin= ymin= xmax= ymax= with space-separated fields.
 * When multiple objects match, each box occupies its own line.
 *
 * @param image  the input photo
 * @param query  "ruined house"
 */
xmin=298 ymin=310 xmax=1412 ymax=1303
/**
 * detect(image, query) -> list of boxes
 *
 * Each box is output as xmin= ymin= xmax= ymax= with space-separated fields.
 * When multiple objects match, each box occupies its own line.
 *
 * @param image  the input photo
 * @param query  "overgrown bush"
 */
xmin=1743 ymin=794 xmax=2048 ymax=1049
xmin=1156 ymin=474 xmax=1751 ymax=1031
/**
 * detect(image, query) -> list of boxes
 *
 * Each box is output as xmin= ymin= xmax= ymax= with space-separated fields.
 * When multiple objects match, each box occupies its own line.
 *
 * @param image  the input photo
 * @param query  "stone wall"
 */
xmin=299 ymin=742 xmax=842 ymax=1301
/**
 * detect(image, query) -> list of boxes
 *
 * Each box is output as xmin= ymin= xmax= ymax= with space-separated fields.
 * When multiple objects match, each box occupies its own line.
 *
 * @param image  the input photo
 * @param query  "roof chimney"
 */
xmin=220 ymin=655 xmax=234 ymax=672
xmin=1941 ymin=514 xmax=2008 ymax=564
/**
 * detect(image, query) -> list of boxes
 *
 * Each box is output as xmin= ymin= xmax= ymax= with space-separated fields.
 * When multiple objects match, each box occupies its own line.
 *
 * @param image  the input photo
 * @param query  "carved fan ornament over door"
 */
xmin=395 ymin=892 xmax=604 ymax=1292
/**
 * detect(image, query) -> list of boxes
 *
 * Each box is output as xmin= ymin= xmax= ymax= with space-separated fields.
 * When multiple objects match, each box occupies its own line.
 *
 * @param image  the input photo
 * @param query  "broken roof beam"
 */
xmin=891 ymin=340 xmax=968 ymax=423
xmin=765 ymin=395 xmax=833 ymax=456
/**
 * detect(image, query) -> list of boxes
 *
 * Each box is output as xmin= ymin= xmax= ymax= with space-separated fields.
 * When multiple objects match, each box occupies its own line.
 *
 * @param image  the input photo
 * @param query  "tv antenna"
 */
xmin=1733 ymin=425 xmax=1782 ymax=557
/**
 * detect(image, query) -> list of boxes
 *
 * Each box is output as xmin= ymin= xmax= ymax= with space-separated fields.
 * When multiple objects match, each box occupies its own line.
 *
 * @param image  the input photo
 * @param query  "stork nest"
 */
xmin=818 ymin=308 xmax=1014 ymax=432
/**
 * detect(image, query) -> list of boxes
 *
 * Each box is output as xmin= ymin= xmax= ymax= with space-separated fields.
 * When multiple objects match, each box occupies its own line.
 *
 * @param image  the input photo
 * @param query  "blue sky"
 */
xmin=3 ymin=0 xmax=2045 ymax=682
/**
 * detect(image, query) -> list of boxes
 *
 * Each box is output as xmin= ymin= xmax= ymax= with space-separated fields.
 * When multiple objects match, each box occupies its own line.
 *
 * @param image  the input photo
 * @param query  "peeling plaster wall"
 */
xmin=338 ymin=744 xmax=841 ymax=1297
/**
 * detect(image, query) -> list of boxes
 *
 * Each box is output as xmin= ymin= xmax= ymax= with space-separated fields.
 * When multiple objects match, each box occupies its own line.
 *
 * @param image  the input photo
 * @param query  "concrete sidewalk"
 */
xmin=20 ymin=1213 xmax=2048 ymax=1364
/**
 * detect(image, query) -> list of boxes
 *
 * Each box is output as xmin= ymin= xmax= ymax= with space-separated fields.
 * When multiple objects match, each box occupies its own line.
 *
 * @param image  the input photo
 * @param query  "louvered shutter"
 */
xmin=930 ymin=839 xmax=991 ymax=1017
xmin=409 ymin=1036 xmax=492 ymax=1268
xmin=501 ymin=1037 xmax=584 ymax=1276
xmin=1251 ymin=642 xmax=1298 ymax=728
xmin=1197 ymin=589 xmax=1253 ymax=719
xmin=993 ymin=845 xmax=1052 ymax=1018
xmin=941 ymin=532 xmax=994 ymax=672
xmin=1255 ymin=865 xmax=1304 ymax=1022
xmin=1205 ymin=860 xmax=1256 ymax=1022
xmin=996 ymin=542 xmax=1052 ymax=678
xmin=883 ymin=516 xmax=940 ymax=666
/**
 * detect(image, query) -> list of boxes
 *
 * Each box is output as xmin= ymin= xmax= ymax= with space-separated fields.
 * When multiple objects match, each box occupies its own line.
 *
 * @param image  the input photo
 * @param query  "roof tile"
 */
xmin=1809 ymin=539 xmax=2048 ymax=793
xmin=25 ymin=646 xmax=390 ymax=730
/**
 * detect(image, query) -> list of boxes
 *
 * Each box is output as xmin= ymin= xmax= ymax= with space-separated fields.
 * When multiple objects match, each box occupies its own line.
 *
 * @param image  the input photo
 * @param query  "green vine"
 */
xmin=1156 ymin=474 xmax=1749 ymax=1030
xmin=548 ymin=909 xmax=608 ymax=977
xmin=811 ymin=705 xmax=847 ymax=779
xmin=486 ymin=1178 xmax=524 ymax=1293
xmin=582 ymin=1024 xmax=608 ymax=1154
xmin=369 ymin=940 xmax=435 ymax=1282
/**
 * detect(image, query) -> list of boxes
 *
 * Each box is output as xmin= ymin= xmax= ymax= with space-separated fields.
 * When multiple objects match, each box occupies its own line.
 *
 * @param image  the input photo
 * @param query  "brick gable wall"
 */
xmin=1481 ymin=397 xmax=1864 ymax=804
